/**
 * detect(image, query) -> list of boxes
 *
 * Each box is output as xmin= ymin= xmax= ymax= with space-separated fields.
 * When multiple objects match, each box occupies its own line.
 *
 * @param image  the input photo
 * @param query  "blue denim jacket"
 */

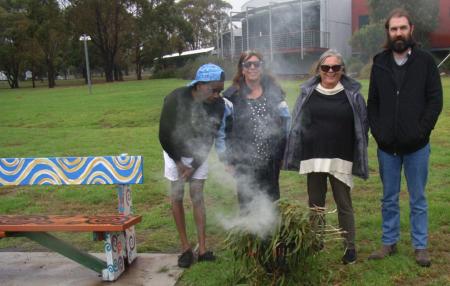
xmin=215 ymin=97 xmax=234 ymax=162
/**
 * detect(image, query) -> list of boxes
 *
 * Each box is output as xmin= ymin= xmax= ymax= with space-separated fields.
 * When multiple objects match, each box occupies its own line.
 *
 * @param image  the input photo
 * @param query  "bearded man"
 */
xmin=367 ymin=8 xmax=443 ymax=267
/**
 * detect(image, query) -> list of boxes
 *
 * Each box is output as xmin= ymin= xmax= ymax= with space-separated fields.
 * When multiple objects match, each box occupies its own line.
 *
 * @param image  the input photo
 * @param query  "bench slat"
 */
xmin=0 ymin=215 xmax=141 ymax=232
xmin=0 ymin=156 xmax=143 ymax=186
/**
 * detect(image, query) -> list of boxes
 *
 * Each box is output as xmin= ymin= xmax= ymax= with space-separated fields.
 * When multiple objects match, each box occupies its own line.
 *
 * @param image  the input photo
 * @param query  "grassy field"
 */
xmin=0 ymin=77 xmax=449 ymax=285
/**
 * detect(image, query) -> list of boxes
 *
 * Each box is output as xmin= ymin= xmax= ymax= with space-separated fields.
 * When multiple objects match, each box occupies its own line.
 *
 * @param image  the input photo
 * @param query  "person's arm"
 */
xmin=355 ymin=91 xmax=369 ymax=143
xmin=159 ymin=93 xmax=182 ymax=163
xmin=278 ymin=100 xmax=291 ymax=139
xmin=215 ymin=98 xmax=234 ymax=163
xmin=276 ymin=100 xmax=291 ymax=161
xmin=367 ymin=65 xmax=381 ymax=141
xmin=418 ymin=57 xmax=443 ymax=137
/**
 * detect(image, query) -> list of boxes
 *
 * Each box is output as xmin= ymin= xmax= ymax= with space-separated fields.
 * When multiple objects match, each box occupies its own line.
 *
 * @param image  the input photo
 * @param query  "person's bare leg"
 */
xmin=190 ymin=179 xmax=206 ymax=255
xmin=171 ymin=180 xmax=191 ymax=251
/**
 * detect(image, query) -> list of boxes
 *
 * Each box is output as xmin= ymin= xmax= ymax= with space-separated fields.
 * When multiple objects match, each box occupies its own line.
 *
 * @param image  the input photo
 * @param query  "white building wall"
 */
xmin=321 ymin=0 xmax=352 ymax=58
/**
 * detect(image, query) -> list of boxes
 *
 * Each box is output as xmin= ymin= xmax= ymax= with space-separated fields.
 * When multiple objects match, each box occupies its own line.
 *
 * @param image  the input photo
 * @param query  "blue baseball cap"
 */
xmin=188 ymin=63 xmax=225 ymax=86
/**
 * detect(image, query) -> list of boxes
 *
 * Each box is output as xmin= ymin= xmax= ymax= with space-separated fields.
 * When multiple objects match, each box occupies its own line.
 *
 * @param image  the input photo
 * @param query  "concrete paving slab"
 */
xmin=0 ymin=252 xmax=183 ymax=286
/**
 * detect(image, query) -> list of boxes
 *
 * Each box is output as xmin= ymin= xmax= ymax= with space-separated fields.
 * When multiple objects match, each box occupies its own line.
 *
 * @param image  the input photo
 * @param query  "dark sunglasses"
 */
xmin=242 ymin=61 xmax=263 ymax=69
xmin=320 ymin=65 xmax=342 ymax=73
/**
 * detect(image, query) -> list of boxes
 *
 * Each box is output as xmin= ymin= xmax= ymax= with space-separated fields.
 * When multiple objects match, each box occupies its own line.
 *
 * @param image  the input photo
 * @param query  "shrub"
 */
xmin=346 ymin=57 xmax=365 ymax=77
xmin=225 ymin=199 xmax=342 ymax=285
xmin=359 ymin=61 xmax=373 ymax=79
xmin=175 ymin=55 xmax=236 ymax=81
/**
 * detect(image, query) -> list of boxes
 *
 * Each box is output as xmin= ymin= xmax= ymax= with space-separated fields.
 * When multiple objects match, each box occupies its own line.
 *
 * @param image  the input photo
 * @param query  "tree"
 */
xmin=178 ymin=0 xmax=231 ymax=49
xmin=130 ymin=0 xmax=193 ymax=80
xmin=67 ymin=0 xmax=133 ymax=82
xmin=0 ymin=1 xmax=30 ymax=88
xmin=27 ymin=0 xmax=68 ymax=88
xmin=350 ymin=23 xmax=385 ymax=61
xmin=351 ymin=0 xmax=439 ymax=61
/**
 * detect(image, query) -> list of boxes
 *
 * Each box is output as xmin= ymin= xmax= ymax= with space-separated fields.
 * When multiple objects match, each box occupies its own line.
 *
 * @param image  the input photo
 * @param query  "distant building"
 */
xmin=219 ymin=0 xmax=352 ymax=75
xmin=218 ymin=0 xmax=450 ymax=75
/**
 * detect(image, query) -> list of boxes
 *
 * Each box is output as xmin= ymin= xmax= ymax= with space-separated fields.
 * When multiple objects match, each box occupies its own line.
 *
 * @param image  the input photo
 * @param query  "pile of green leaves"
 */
xmin=224 ymin=199 xmax=342 ymax=285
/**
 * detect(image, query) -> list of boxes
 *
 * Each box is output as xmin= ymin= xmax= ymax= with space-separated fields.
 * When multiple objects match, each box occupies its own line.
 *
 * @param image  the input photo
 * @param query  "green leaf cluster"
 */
xmin=224 ymin=199 xmax=341 ymax=285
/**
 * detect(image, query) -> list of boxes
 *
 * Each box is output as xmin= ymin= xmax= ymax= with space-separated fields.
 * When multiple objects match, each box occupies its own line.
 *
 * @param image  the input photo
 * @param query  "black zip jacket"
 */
xmin=159 ymin=86 xmax=225 ymax=170
xmin=368 ymin=46 xmax=443 ymax=155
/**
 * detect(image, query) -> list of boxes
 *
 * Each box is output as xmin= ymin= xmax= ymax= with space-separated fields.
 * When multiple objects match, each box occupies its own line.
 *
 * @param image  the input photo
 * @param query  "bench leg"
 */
xmin=102 ymin=231 xmax=127 ymax=281
xmin=124 ymin=226 xmax=137 ymax=264
xmin=8 ymin=232 xmax=107 ymax=274
xmin=118 ymin=184 xmax=138 ymax=264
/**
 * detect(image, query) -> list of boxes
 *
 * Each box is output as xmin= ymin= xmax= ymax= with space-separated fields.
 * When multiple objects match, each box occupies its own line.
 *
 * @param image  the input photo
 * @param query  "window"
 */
xmin=359 ymin=15 xmax=369 ymax=29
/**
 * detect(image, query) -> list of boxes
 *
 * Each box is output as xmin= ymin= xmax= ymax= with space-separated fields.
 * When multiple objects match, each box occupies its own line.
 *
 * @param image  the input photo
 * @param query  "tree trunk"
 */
xmin=31 ymin=64 xmax=36 ymax=88
xmin=6 ymin=64 xmax=20 ymax=88
xmin=136 ymin=61 xmax=142 ymax=80
xmin=104 ymin=56 xmax=114 ymax=82
xmin=135 ymin=47 xmax=142 ymax=80
xmin=47 ymin=58 xmax=56 ymax=88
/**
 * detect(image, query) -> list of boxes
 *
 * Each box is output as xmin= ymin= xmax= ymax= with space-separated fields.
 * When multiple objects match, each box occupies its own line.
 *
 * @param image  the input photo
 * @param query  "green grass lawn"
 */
xmin=0 ymin=77 xmax=449 ymax=285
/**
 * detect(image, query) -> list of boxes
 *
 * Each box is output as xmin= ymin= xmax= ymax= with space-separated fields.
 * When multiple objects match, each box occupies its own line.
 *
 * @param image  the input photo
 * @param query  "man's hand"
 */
xmin=176 ymin=161 xmax=194 ymax=180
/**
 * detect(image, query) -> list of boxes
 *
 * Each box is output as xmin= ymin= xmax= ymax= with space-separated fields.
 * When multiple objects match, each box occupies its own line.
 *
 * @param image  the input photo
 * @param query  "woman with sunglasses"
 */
xmin=284 ymin=49 xmax=369 ymax=265
xmin=223 ymin=50 xmax=291 ymax=212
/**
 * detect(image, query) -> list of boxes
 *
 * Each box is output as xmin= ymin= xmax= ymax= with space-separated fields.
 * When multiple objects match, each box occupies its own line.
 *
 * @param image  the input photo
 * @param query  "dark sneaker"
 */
xmin=198 ymin=250 xmax=216 ymax=262
xmin=178 ymin=249 xmax=194 ymax=268
xmin=415 ymin=249 xmax=431 ymax=267
xmin=342 ymin=248 xmax=357 ymax=265
xmin=368 ymin=244 xmax=397 ymax=260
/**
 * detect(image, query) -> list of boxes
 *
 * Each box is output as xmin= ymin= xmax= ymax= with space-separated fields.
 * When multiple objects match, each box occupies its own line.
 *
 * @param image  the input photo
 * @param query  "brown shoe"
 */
xmin=415 ymin=249 xmax=431 ymax=267
xmin=368 ymin=244 xmax=397 ymax=260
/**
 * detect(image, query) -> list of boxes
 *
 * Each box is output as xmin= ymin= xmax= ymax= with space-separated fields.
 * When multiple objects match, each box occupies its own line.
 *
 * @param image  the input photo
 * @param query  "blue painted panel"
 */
xmin=0 ymin=156 xmax=143 ymax=186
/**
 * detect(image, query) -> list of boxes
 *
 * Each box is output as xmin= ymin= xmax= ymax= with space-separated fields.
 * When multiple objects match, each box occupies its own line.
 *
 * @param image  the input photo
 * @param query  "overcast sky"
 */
xmin=225 ymin=0 xmax=246 ymax=11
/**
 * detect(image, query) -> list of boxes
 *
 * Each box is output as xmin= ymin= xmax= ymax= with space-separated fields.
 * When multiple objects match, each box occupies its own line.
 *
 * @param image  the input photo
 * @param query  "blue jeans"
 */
xmin=377 ymin=144 xmax=430 ymax=249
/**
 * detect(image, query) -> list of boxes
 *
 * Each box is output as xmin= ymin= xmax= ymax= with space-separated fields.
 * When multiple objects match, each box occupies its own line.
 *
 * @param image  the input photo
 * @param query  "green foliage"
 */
xmin=225 ymin=199 xmax=341 ymax=285
xmin=350 ymin=23 xmax=385 ymax=60
xmin=174 ymin=55 xmax=235 ymax=80
xmin=0 ymin=0 xmax=30 ymax=88
xmin=177 ymin=0 xmax=232 ymax=49
xmin=346 ymin=56 xmax=365 ymax=76
xmin=358 ymin=61 xmax=373 ymax=79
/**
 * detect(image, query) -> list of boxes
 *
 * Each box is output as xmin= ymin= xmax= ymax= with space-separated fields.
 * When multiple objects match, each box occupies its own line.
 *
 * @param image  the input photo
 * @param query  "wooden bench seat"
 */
xmin=0 ymin=155 xmax=144 ymax=281
xmin=0 ymin=215 xmax=142 ymax=233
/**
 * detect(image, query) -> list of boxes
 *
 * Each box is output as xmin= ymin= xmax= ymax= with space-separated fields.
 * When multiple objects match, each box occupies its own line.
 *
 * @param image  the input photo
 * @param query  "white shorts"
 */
xmin=163 ymin=151 xmax=208 ymax=181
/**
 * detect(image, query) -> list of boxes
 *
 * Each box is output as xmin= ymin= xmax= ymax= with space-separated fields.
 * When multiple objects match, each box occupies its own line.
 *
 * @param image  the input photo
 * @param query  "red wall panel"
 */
xmin=352 ymin=0 xmax=450 ymax=49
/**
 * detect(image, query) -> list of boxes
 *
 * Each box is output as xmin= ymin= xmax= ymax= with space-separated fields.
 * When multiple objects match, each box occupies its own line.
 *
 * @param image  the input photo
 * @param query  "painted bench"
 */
xmin=0 ymin=155 xmax=143 ymax=281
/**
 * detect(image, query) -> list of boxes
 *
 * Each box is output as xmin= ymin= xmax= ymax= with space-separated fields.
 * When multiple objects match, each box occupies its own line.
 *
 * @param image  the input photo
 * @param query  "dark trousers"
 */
xmin=236 ymin=160 xmax=281 ymax=211
xmin=307 ymin=172 xmax=355 ymax=249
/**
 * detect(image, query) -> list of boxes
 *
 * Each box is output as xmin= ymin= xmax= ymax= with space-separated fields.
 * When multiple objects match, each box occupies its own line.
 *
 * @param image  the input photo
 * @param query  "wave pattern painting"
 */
xmin=0 ymin=156 xmax=143 ymax=186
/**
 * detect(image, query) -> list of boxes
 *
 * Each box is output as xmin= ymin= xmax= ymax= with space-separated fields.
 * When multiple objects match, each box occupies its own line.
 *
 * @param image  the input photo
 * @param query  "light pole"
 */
xmin=79 ymin=34 xmax=92 ymax=94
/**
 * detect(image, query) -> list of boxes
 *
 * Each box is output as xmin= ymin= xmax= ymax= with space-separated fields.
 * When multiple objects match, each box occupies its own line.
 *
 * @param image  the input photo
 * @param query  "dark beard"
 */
xmin=389 ymin=36 xmax=414 ymax=53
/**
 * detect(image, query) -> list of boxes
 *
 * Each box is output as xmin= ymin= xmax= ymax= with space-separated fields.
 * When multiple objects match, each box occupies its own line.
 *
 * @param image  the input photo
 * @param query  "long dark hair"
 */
xmin=232 ymin=50 xmax=279 ymax=91
xmin=383 ymin=8 xmax=415 ymax=49
xmin=232 ymin=50 xmax=264 ymax=87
